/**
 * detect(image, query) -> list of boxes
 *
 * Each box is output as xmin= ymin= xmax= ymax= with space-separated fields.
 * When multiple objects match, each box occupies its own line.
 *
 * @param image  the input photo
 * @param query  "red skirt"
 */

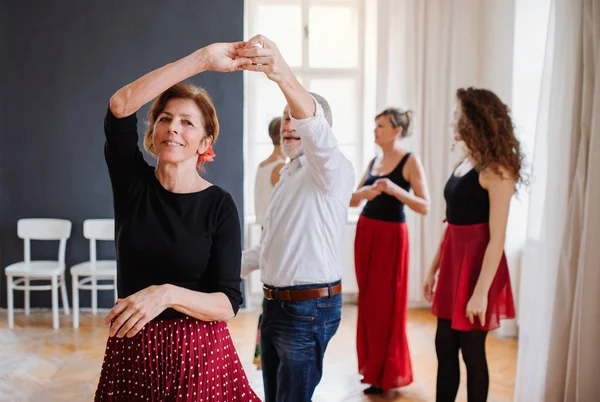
xmin=432 ymin=223 xmax=515 ymax=331
xmin=94 ymin=316 xmax=259 ymax=402
xmin=355 ymin=215 xmax=413 ymax=390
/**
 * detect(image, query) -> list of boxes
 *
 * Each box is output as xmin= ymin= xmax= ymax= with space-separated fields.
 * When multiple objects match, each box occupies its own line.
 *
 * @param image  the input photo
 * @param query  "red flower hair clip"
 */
xmin=199 ymin=145 xmax=216 ymax=163
xmin=196 ymin=145 xmax=216 ymax=170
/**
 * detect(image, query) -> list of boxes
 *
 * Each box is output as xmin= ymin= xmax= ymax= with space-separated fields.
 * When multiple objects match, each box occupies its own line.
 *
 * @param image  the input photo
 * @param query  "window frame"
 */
xmin=243 ymin=0 xmax=368 ymax=220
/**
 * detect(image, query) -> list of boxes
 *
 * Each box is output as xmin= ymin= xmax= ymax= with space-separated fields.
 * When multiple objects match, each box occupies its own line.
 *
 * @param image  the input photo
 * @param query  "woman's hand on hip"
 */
xmin=104 ymin=285 xmax=171 ymax=338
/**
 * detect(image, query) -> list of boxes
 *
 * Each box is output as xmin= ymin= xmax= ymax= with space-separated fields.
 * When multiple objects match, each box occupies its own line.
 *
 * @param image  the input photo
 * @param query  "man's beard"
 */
xmin=282 ymin=141 xmax=303 ymax=160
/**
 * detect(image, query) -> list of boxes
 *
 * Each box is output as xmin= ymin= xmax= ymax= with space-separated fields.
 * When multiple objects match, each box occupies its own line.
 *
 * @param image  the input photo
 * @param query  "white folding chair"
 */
xmin=70 ymin=219 xmax=117 ymax=328
xmin=5 ymin=218 xmax=72 ymax=329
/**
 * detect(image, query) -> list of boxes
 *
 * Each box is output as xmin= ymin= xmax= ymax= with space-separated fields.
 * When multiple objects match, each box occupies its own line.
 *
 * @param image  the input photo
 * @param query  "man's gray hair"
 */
xmin=309 ymin=92 xmax=333 ymax=126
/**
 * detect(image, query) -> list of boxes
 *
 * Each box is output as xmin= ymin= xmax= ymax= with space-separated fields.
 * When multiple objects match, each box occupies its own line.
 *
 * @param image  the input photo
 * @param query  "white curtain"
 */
xmin=376 ymin=0 xmax=516 ymax=306
xmin=515 ymin=0 xmax=600 ymax=400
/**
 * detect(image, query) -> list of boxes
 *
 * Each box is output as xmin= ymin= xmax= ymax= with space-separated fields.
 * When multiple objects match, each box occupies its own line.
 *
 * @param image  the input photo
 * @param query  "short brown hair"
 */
xmin=268 ymin=117 xmax=282 ymax=146
xmin=376 ymin=108 xmax=413 ymax=138
xmin=143 ymin=82 xmax=219 ymax=157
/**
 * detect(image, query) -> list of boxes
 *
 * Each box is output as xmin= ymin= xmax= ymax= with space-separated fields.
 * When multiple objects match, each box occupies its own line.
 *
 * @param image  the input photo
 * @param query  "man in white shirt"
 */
xmin=239 ymin=35 xmax=355 ymax=401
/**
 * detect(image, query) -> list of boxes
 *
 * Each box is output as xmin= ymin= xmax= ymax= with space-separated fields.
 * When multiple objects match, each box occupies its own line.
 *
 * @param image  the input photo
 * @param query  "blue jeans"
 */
xmin=260 ymin=281 xmax=342 ymax=402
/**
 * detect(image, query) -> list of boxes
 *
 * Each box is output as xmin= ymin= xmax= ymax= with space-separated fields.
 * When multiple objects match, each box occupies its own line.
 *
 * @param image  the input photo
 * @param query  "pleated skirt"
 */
xmin=94 ymin=316 xmax=259 ymax=401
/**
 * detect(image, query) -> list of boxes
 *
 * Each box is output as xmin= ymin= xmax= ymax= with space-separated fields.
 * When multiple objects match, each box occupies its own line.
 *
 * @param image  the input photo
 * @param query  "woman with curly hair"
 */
xmin=423 ymin=87 xmax=525 ymax=402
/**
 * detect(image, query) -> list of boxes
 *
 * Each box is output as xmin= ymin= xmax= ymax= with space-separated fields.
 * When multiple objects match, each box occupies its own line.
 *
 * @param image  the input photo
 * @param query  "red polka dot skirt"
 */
xmin=94 ymin=317 xmax=260 ymax=401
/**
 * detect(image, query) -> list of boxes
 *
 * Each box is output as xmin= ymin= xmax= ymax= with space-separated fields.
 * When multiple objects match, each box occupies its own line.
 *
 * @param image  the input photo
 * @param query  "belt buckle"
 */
xmin=264 ymin=286 xmax=277 ymax=301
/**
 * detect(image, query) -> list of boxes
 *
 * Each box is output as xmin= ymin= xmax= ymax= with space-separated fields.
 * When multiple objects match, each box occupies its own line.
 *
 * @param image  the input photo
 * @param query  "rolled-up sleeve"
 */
xmin=290 ymin=97 xmax=355 ymax=199
xmin=241 ymin=244 xmax=262 ymax=279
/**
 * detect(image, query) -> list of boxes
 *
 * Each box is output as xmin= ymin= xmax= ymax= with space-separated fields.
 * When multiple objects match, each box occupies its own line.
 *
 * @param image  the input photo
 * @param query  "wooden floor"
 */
xmin=0 ymin=305 xmax=517 ymax=401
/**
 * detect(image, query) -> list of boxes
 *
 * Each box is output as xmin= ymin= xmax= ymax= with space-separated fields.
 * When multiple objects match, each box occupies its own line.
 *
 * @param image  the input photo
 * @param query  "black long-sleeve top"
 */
xmin=103 ymin=107 xmax=243 ymax=321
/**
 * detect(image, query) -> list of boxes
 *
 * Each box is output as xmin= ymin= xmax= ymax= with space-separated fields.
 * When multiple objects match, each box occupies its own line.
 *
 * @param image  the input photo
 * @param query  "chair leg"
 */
xmin=7 ymin=276 xmax=14 ymax=329
xmin=60 ymin=274 xmax=70 ymax=315
xmin=92 ymin=275 xmax=97 ymax=315
xmin=24 ymin=278 xmax=30 ymax=316
xmin=51 ymin=276 xmax=59 ymax=329
xmin=72 ymin=274 xmax=79 ymax=329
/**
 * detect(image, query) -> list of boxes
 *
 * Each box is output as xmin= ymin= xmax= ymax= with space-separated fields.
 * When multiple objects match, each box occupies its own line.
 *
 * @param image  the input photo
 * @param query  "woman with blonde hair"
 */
xmin=351 ymin=108 xmax=430 ymax=395
xmin=95 ymin=42 xmax=259 ymax=401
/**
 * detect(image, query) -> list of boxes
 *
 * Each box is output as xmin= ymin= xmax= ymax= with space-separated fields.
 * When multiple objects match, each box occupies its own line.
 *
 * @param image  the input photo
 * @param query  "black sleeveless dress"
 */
xmin=361 ymin=152 xmax=412 ymax=222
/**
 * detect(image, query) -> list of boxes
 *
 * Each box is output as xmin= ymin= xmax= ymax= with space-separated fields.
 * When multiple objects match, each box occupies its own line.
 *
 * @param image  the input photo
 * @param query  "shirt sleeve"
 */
xmin=206 ymin=193 xmax=244 ymax=315
xmin=289 ymin=96 xmax=355 ymax=196
xmin=103 ymin=106 xmax=148 ymax=196
xmin=241 ymin=244 xmax=262 ymax=279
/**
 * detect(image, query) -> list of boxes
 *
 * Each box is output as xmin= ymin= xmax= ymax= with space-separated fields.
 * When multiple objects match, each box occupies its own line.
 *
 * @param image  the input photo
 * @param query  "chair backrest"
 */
xmin=83 ymin=219 xmax=115 ymax=263
xmin=18 ymin=218 xmax=72 ymax=240
xmin=17 ymin=218 xmax=72 ymax=264
xmin=83 ymin=219 xmax=115 ymax=241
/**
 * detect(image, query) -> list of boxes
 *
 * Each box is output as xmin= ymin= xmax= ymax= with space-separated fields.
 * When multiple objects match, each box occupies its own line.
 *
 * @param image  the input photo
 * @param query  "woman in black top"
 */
xmin=350 ymin=108 xmax=430 ymax=395
xmin=94 ymin=42 xmax=259 ymax=401
xmin=424 ymin=88 xmax=524 ymax=402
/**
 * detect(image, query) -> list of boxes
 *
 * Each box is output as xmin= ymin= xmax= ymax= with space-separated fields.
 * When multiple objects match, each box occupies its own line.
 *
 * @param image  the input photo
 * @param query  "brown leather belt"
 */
xmin=263 ymin=283 xmax=342 ymax=301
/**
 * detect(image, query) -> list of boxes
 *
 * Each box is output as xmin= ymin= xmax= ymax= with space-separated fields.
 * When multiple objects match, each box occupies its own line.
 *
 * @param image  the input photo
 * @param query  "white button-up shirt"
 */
xmin=242 ymin=98 xmax=355 ymax=287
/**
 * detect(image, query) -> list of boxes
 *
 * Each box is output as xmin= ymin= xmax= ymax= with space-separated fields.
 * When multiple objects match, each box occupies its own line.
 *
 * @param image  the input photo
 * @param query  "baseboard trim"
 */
xmin=0 ymin=307 xmax=112 ymax=313
xmin=492 ymin=318 xmax=519 ymax=339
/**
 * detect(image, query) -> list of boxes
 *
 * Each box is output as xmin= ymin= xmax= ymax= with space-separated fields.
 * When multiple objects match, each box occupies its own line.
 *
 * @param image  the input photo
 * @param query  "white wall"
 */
xmin=477 ymin=0 xmax=520 ymax=337
xmin=478 ymin=0 xmax=516 ymax=102
xmin=476 ymin=0 xmax=551 ymax=337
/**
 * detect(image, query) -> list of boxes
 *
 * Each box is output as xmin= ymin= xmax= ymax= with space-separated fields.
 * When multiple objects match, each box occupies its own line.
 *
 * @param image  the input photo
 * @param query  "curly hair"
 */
xmin=455 ymin=87 xmax=528 ymax=190
xmin=268 ymin=116 xmax=282 ymax=146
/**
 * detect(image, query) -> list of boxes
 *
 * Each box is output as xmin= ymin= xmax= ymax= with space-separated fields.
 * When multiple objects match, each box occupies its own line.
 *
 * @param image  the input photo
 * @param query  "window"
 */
xmin=510 ymin=0 xmax=551 ymax=241
xmin=244 ymin=0 xmax=367 ymax=220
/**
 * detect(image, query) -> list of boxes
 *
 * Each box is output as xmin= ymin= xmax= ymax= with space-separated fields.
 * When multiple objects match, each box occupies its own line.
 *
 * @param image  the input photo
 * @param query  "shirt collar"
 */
xmin=296 ymin=154 xmax=307 ymax=167
xmin=280 ymin=154 xmax=307 ymax=176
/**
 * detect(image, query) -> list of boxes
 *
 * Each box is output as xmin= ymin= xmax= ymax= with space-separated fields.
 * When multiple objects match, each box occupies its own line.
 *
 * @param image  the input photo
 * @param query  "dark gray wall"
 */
xmin=1 ymin=0 xmax=245 ymax=309
xmin=1 ymin=1 xmax=9 ymax=272
xmin=1 ymin=1 xmax=8 ymax=217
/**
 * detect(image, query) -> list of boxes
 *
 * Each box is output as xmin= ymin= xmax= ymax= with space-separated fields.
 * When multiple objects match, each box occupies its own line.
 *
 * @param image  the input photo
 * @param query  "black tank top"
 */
xmin=360 ymin=153 xmax=412 ymax=223
xmin=444 ymin=168 xmax=490 ymax=225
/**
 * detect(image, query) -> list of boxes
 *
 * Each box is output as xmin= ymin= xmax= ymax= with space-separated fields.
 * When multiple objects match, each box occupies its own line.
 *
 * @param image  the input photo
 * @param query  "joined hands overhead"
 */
xmin=203 ymin=35 xmax=292 ymax=84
